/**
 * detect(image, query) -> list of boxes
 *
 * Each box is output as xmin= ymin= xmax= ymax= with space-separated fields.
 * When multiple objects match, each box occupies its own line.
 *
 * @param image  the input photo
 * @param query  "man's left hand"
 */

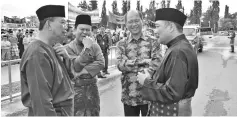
xmin=137 ymin=69 xmax=151 ymax=85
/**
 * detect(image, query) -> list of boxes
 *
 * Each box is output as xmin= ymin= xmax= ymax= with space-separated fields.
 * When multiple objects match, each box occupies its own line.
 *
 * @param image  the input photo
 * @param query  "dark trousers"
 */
xmin=18 ymin=44 xmax=24 ymax=58
xmin=102 ymin=52 xmax=108 ymax=73
xmin=123 ymin=104 xmax=148 ymax=116
xmin=231 ymin=45 xmax=234 ymax=52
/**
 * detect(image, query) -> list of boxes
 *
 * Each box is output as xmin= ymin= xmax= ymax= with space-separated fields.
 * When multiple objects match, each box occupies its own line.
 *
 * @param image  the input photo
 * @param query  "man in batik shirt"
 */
xmin=116 ymin=10 xmax=163 ymax=116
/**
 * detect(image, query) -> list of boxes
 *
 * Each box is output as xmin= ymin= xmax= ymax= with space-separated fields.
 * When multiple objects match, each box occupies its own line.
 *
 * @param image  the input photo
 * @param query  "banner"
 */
xmin=4 ymin=16 xmax=26 ymax=24
xmin=108 ymin=11 xmax=125 ymax=24
xmin=68 ymin=2 xmax=101 ymax=23
xmin=68 ymin=11 xmax=101 ymax=24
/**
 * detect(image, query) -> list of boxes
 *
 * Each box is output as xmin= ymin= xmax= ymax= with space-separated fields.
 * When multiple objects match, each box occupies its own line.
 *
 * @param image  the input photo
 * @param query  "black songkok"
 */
xmin=36 ymin=5 xmax=65 ymax=21
xmin=75 ymin=14 xmax=92 ymax=28
xmin=155 ymin=8 xmax=187 ymax=27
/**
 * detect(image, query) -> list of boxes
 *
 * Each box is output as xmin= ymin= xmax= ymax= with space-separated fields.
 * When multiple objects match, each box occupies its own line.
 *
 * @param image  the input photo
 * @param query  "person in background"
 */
xmin=116 ymin=10 xmax=162 ymax=116
xmin=54 ymin=14 xmax=105 ymax=116
xmin=96 ymin=26 xmax=111 ymax=76
xmin=23 ymin=30 xmax=30 ymax=49
xmin=63 ymin=26 xmax=74 ymax=45
xmin=137 ymin=8 xmax=199 ymax=116
xmin=91 ymin=25 xmax=98 ymax=42
xmin=228 ymin=28 xmax=235 ymax=53
xmin=8 ymin=29 xmax=19 ymax=60
xmin=1 ymin=34 xmax=11 ymax=61
xmin=17 ymin=29 xmax=25 ymax=58
xmin=20 ymin=5 xmax=74 ymax=116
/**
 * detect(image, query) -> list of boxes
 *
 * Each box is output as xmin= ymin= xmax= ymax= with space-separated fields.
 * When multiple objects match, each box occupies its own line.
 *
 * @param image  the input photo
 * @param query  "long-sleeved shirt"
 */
xmin=140 ymin=34 xmax=199 ymax=104
xmin=116 ymin=33 xmax=163 ymax=106
xmin=64 ymin=38 xmax=104 ymax=116
xmin=64 ymin=39 xmax=105 ymax=79
xmin=20 ymin=40 xmax=74 ymax=116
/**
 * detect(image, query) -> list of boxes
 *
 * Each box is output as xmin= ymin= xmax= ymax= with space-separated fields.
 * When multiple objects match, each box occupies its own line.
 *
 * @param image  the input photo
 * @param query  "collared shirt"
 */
xmin=96 ymin=33 xmax=110 ymax=51
xmin=64 ymin=39 xmax=105 ymax=78
xmin=116 ymin=33 xmax=163 ymax=106
xmin=140 ymin=34 xmax=199 ymax=104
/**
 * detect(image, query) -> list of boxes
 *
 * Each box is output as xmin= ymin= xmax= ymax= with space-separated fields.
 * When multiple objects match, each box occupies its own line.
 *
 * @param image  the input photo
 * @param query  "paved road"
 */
xmin=1 ymin=36 xmax=237 ymax=116
xmin=98 ymin=36 xmax=237 ymax=116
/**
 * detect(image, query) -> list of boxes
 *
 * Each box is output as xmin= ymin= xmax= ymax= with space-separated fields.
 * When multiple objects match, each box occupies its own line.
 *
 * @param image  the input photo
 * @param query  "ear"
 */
xmin=169 ymin=23 xmax=176 ymax=33
xmin=45 ymin=20 xmax=52 ymax=31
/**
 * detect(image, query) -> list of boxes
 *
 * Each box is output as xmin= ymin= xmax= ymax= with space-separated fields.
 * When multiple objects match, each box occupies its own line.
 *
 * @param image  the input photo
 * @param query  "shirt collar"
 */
xmin=167 ymin=34 xmax=186 ymax=48
xmin=127 ymin=33 xmax=147 ymax=43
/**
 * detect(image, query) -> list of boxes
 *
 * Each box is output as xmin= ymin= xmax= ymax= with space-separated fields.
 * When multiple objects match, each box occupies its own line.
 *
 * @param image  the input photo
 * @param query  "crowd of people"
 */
xmin=1 ymin=28 xmax=37 ymax=61
xmin=16 ymin=4 xmax=199 ymax=117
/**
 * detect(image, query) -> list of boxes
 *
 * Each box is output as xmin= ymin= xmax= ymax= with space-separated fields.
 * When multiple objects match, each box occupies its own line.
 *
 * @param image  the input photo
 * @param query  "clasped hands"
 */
xmin=125 ymin=59 xmax=152 ymax=85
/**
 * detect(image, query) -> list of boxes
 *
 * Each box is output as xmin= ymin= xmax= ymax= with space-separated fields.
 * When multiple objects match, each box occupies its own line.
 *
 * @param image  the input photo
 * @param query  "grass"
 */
xmin=1 ymin=81 xmax=21 ymax=97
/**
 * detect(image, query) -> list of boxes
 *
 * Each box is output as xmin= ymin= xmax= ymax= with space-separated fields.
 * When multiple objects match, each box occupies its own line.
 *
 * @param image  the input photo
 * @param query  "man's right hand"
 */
xmin=82 ymin=36 xmax=93 ymax=49
xmin=53 ymin=43 xmax=69 ymax=59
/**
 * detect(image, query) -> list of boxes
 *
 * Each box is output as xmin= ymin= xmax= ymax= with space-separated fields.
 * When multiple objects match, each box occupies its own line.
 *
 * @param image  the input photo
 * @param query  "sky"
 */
xmin=1 ymin=0 xmax=237 ymax=19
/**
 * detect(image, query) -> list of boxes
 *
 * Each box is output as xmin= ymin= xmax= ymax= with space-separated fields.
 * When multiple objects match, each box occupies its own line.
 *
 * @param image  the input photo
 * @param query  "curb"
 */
xmin=2 ymin=70 xmax=122 ymax=116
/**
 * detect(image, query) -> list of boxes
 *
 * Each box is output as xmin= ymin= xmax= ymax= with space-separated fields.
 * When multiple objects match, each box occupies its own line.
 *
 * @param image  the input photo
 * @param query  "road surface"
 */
xmin=1 ymin=35 xmax=237 ymax=116
xmin=99 ymin=35 xmax=237 ymax=116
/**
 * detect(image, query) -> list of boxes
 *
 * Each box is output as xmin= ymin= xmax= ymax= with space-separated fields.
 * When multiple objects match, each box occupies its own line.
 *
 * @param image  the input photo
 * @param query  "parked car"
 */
xmin=199 ymin=27 xmax=214 ymax=45
xmin=183 ymin=25 xmax=204 ymax=54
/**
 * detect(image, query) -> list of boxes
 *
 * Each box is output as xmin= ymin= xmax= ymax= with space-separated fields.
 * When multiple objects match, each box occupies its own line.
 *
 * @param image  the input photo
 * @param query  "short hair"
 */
xmin=92 ymin=26 xmax=97 ymax=31
xmin=125 ymin=11 xmax=143 ymax=23
xmin=38 ymin=17 xmax=55 ymax=31
xmin=164 ymin=21 xmax=183 ymax=33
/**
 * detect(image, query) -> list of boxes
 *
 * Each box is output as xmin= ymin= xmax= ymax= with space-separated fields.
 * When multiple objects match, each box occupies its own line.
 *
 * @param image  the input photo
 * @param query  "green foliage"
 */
xmin=189 ymin=0 xmax=202 ymax=24
xmin=89 ymin=0 xmax=98 ymax=10
xmin=136 ymin=0 xmax=140 ymax=11
xmin=167 ymin=0 xmax=171 ymax=8
xmin=145 ymin=0 xmax=156 ymax=21
xmin=112 ymin=0 xmax=119 ymax=15
xmin=176 ymin=0 xmax=183 ymax=10
xmin=122 ymin=0 xmax=128 ymax=15
xmin=101 ymin=0 xmax=108 ymax=27
xmin=127 ymin=0 xmax=131 ymax=11
xmin=161 ymin=0 xmax=166 ymax=8
xmin=219 ymin=18 xmax=237 ymax=30
xmin=78 ymin=0 xmax=88 ymax=11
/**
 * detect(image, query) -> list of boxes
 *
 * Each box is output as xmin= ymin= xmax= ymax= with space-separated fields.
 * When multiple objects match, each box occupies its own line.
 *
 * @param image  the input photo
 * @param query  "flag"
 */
xmin=108 ymin=11 xmax=125 ymax=24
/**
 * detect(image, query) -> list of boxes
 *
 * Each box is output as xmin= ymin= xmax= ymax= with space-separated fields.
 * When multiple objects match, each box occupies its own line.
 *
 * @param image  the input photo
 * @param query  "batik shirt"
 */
xmin=116 ymin=33 xmax=163 ymax=106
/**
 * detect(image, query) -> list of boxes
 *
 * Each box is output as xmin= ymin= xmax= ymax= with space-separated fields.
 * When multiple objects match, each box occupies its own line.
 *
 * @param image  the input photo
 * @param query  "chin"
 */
xmin=131 ymin=30 xmax=140 ymax=35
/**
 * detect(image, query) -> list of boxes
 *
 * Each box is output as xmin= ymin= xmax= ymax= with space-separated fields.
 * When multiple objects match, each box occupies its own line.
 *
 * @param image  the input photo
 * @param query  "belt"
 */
xmin=74 ymin=78 xmax=97 ymax=87
xmin=53 ymin=99 xmax=73 ymax=116
xmin=53 ymin=99 xmax=73 ymax=108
